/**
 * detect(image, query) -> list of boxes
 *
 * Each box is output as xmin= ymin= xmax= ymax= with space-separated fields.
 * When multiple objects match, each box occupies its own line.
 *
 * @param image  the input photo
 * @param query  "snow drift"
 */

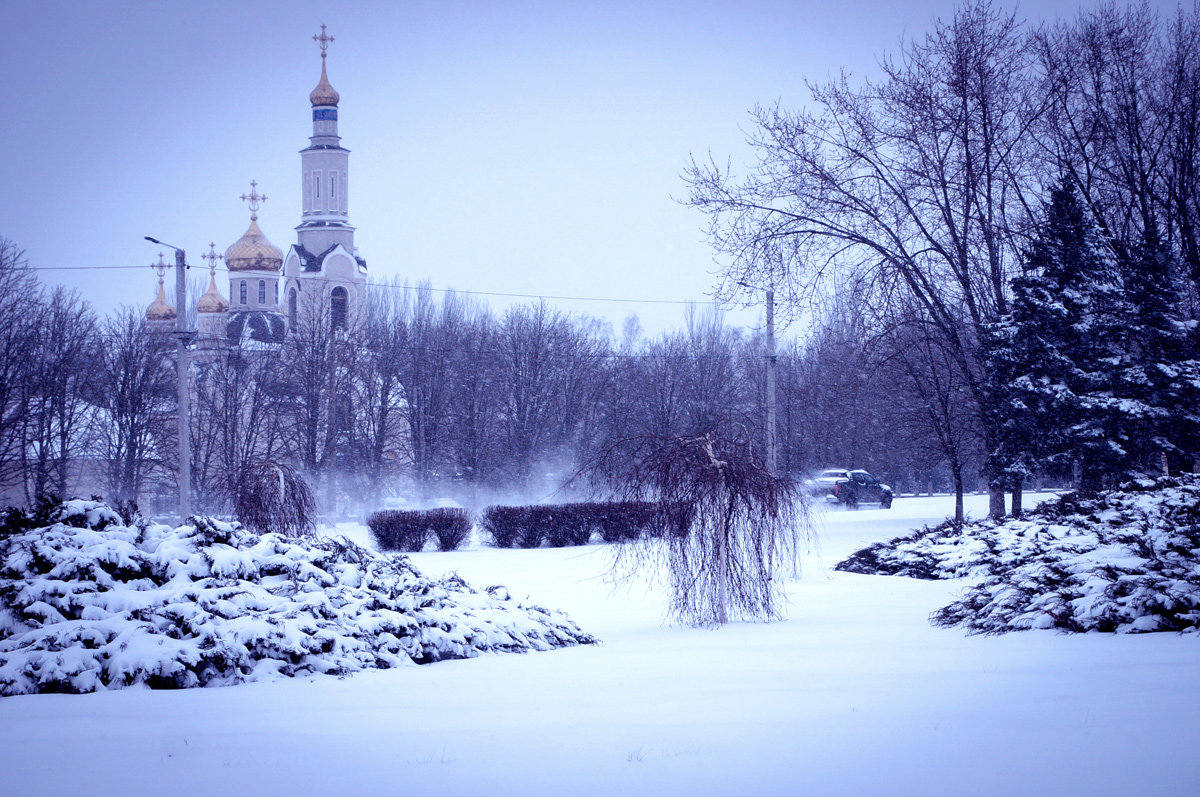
xmin=0 ymin=501 xmax=596 ymax=696
xmin=836 ymin=476 xmax=1200 ymax=634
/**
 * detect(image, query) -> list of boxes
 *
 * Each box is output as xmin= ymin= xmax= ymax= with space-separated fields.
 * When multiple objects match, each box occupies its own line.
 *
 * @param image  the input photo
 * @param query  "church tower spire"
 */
xmin=296 ymin=24 xmax=354 ymax=255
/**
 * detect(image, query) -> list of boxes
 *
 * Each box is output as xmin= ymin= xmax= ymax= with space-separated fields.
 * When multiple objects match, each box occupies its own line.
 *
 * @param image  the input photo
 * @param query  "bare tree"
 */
xmin=280 ymin=289 xmax=358 ymax=512
xmin=1037 ymin=2 xmax=1200 ymax=315
xmin=589 ymin=430 xmax=809 ymax=626
xmin=496 ymin=302 xmax=608 ymax=490
xmin=90 ymin=308 xmax=175 ymax=506
xmin=19 ymin=287 xmax=99 ymax=503
xmin=686 ymin=1 xmax=1042 ymax=517
xmin=357 ymin=281 xmax=412 ymax=506
xmin=446 ymin=301 xmax=503 ymax=493
xmin=233 ymin=460 xmax=317 ymax=538
xmin=0 ymin=239 xmax=39 ymax=498
xmin=191 ymin=347 xmax=288 ymax=514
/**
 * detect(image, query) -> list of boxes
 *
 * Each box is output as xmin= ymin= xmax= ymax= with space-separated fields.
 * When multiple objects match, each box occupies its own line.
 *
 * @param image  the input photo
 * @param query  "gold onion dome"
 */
xmin=197 ymin=272 xmax=229 ymax=313
xmin=309 ymin=58 xmax=339 ymax=107
xmin=146 ymin=280 xmax=176 ymax=321
xmin=225 ymin=216 xmax=283 ymax=272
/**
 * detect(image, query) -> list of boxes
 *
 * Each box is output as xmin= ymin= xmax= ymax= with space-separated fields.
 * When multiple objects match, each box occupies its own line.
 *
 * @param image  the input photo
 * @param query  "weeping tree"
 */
xmin=588 ymin=430 xmax=809 ymax=626
xmin=233 ymin=461 xmax=317 ymax=539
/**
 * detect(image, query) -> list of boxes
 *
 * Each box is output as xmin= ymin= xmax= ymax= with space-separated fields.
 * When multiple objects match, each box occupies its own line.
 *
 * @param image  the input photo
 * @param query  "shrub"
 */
xmin=0 ymin=499 xmax=597 ymax=695
xmin=481 ymin=506 xmax=526 ymax=548
xmin=367 ymin=510 xmax=429 ymax=552
xmin=428 ymin=508 xmax=471 ymax=551
xmin=480 ymin=501 xmax=691 ymax=549
xmin=537 ymin=505 xmax=589 ymax=547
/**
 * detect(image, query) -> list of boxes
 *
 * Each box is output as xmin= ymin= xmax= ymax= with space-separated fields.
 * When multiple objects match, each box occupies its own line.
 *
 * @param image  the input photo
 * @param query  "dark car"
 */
xmin=808 ymin=468 xmax=893 ymax=508
xmin=806 ymin=468 xmax=852 ymax=496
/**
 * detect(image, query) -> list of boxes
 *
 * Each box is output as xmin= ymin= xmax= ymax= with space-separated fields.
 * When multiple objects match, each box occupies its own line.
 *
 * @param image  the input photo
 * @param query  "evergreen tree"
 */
xmin=986 ymin=179 xmax=1130 ymax=491
xmin=1112 ymin=224 xmax=1200 ymax=473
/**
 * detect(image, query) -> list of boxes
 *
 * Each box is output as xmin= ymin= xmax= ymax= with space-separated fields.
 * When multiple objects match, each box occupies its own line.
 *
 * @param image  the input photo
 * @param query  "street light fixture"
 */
xmin=145 ymin=236 xmax=192 ymax=522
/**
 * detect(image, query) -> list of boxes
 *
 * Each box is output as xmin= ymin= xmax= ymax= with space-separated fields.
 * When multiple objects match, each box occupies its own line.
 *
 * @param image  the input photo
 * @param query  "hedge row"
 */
xmin=367 ymin=508 xmax=471 ymax=552
xmin=481 ymin=501 xmax=693 ymax=549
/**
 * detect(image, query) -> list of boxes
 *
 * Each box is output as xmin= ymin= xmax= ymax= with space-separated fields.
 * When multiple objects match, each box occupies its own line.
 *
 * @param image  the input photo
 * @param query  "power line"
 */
xmin=29 ymin=263 xmax=713 ymax=306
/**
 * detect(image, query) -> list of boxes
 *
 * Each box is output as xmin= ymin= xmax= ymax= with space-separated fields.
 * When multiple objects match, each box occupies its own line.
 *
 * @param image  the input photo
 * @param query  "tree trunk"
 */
xmin=1010 ymin=477 xmax=1023 ymax=518
xmin=988 ymin=486 xmax=1005 ymax=519
xmin=952 ymin=467 xmax=965 ymax=525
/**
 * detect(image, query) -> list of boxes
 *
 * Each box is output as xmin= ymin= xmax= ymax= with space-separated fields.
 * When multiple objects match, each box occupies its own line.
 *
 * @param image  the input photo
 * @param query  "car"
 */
xmin=806 ymin=468 xmax=852 ymax=496
xmin=807 ymin=468 xmax=894 ymax=509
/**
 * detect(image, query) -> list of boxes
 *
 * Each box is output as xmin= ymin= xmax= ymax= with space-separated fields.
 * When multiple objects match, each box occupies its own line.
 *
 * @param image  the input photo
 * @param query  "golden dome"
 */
xmin=309 ymin=58 xmax=339 ymax=107
xmin=197 ymin=270 xmax=229 ymax=314
xmin=146 ymin=280 xmax=176 ymax=321
xmin=225 ymin=217 xmax=283 ymax=272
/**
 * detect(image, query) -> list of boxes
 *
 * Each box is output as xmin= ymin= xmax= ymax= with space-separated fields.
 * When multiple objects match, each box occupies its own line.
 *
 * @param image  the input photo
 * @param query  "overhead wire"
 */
xmin=26 ymin=263 xmax=712 ymax=306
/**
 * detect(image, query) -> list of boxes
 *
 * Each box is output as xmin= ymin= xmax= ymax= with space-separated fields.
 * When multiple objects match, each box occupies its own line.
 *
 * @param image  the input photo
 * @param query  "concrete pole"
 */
xmin=765 ymin=286 xmax=778 ymax=573
xmin=766 ymin=287 xmax=777 ymax=479
xmin=174 ymin=248 xmax=191 ymax=521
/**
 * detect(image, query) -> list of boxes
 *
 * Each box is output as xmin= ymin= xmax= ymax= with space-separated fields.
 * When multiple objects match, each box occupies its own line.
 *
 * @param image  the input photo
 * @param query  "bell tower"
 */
xmin=296 ymin=24 xmax=354 ymax=254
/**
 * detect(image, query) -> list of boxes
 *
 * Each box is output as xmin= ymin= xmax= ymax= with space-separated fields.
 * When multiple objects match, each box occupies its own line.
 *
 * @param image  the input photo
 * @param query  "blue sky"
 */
xmin=3 ymin=0 xmax=1180 ymax=336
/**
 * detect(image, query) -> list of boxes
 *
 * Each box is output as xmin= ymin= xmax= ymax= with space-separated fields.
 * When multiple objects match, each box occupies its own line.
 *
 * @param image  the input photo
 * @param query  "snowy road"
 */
xmin=2 ymin=493 xmax=1197 ymax=796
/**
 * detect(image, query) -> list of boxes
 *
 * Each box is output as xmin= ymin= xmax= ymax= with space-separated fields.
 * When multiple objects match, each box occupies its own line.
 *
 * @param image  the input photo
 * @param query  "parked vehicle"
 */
xmin=807 ymin=469 xmax=893 ymax=509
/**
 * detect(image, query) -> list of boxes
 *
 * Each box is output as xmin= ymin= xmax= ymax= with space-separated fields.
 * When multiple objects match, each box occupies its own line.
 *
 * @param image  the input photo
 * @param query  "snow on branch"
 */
xmin=0 ymin=500 xmax=596 ymax=696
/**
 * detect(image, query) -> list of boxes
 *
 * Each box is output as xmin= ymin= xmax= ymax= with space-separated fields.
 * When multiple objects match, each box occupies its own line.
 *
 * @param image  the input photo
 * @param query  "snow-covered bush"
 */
xmin=836 ymin=477 xmax=1200 ymax=634
xmin=0 ymin=500 xmax=596 ymax=696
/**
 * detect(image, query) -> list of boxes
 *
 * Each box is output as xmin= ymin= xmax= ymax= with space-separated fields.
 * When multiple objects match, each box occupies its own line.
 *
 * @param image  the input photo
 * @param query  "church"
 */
xmin=147 ymin=25 xmax=368 ymax=343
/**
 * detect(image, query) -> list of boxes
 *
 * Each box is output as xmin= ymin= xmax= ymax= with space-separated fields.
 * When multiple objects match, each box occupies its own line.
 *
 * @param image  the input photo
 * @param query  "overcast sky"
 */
xmin=3 ymin=0 xmax=1183 ymax=337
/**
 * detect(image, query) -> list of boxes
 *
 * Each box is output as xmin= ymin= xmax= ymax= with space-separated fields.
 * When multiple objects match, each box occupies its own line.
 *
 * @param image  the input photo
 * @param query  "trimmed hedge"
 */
xmin=481 ymin=501 xmax=694 ymax=548
xmin=368 ymin=508 xmax=471 ymax=552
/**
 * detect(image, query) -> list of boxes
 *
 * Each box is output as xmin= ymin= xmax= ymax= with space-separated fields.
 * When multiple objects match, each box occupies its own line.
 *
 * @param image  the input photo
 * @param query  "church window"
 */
xmin=288 ymin=288 xmax=298 ymax=327
xmin=330 ymin=174 xmax=337 ymax=208
xmin=331 ymin=286 xmax=348 ymax=330
xmin=314 ymin=172 xmax=321 ymax=199
xmin=258 ymin=281 xmax=266 ymax=304
xmin=274 ymin=283 xmax=278 ymax=304
xmin=239 ymin=281 xmax=247 ymax=305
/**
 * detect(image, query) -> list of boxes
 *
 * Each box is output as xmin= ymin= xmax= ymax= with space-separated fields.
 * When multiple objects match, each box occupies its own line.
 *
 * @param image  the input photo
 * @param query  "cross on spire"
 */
xmin=241 ymin=180 xmax=266 ymax=220
xmin=314 ymin=24 xmax=334 ymax=59
xmin=152 ymin=253 xmax=168 ymax=282
xmin=202 ymin=242 xmax=223 ymax=275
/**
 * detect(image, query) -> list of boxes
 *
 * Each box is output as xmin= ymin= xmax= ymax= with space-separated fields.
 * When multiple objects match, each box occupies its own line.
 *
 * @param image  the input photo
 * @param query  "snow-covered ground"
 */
xmin=2 ymin=493 xmax=1198 ymax=796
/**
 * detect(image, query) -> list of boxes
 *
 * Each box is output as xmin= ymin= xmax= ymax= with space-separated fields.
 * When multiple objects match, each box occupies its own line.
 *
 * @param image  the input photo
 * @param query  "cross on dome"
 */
xmin=314 ymin=24 xmax=334 ymax=58
xmin=152 ymin=253 xmax=168 ymax=282
xmin=202 ymin=242 xmax=223 ymax=276
xmin=240 ymin=181 xmax=267 ymax=221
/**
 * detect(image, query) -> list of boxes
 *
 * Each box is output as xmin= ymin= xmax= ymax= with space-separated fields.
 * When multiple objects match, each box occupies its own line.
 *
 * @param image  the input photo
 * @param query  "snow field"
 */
xmin=2 ymin=493 xmax=1199 ymax=796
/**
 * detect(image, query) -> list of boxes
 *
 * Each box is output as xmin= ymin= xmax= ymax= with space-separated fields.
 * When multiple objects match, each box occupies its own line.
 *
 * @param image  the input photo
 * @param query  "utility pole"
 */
xmin=146 ymin=237 xmax=191 ymax=521
xmin=765 ymin=283 xmax=778 ymax=573
xmin=765 ymin=284 xmax=777 ymax=481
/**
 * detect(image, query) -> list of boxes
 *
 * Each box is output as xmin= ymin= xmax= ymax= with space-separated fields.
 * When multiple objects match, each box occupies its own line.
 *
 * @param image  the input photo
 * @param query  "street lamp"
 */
xmin=145 ymin=236 xmax=192 ymax=521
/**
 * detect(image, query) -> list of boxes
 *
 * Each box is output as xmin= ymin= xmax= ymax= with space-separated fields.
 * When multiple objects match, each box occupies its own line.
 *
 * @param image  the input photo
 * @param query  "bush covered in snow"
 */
xmin=836 ymin=476 xmax=1200 ymax=634
xmin=0 ymin=500 xmax=596 ymax=696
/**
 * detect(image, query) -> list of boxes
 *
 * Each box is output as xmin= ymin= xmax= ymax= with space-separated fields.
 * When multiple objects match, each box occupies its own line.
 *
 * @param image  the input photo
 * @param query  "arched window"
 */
xmin=258 ymin=280 xmax=266 ymax=304
xmin=239 ymin=281 xmax=247 ymax=305
xmin=288 ymin=288 xmax=298 ymax=327
xmin=330 ymin=286 xmax=348 ymax=330
xmin=273 ymin=282 xmax=278 ymax=304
